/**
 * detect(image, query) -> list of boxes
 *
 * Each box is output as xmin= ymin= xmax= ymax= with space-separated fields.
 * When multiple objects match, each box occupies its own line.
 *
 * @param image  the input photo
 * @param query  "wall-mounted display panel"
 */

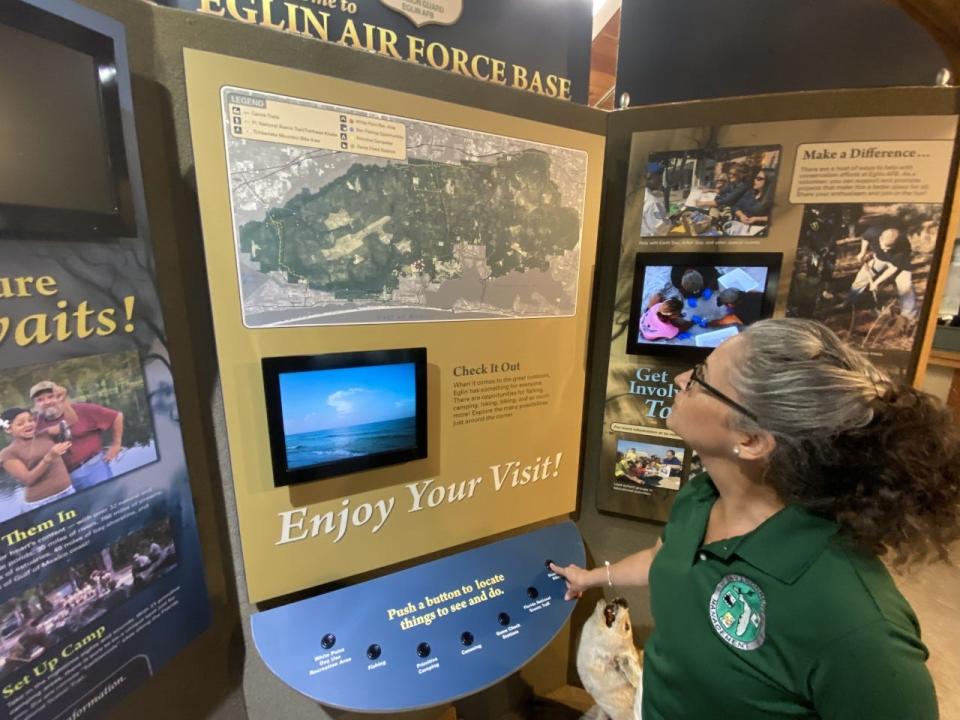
xmin=184 ymin=49 xmax=604 ymax=602
xmin=594 ymin=107 xmax=958 ymax=522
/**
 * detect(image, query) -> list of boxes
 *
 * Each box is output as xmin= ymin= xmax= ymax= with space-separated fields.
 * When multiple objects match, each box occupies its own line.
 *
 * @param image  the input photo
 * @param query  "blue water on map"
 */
xmin=285 ymin=417 xmax=417 ymax=470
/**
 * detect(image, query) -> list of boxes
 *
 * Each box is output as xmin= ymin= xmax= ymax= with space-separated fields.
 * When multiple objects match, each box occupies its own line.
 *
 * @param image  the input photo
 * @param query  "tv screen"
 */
xmin=263 ymin=349 xmax=427 ymax=486
xmin=0 ymin=0 xmax=135 ymax=237
xmin=626 ymin=252 xmax=782 ymax=360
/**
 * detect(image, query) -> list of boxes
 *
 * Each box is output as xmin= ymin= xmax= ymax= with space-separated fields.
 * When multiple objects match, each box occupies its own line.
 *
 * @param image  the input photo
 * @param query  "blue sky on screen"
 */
xmin=279 ymin=363 xmax=416 ymax=435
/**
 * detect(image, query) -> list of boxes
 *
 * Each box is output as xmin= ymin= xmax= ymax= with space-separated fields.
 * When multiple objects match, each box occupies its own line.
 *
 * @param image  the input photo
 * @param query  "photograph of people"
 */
xmin=641 ymin=161 xmax=671 ymax=236
xmin=553 ymin=318 xmax=957 ymax=719
xmin=637 ymin=146 xmax=780 ymax=238
xmin=31 ymin=381 xmax=122 ymax=490
xmin=614 ymin=439 xmax=684 ymax=492
xmin=0 ymin=351 xmax=159 ymax=523
xmin=0 ymin=518 xmax=177 ymax=677
xmin=786 ymin=203 xmax=940 ymax=353
xmin=632 ymin=262 xmax=773 ymax=350
xmin=0 ymin=407 xmax=73 ymax=512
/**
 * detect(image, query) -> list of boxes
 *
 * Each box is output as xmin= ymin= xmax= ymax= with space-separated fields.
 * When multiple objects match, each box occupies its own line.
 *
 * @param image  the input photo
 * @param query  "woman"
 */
xmin=552 ymin=318 xmax=958 ymax=719
xmin=0 ymin=407 xmax=73 ymax=512
xmin=733 ymin=168 xmax=776 ymax=227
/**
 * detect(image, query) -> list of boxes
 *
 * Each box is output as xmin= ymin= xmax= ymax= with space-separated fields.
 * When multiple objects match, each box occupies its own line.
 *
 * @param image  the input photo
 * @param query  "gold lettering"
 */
xmin=512 ymin=64 xmax=528 ymax=90
xmin=407 ymin=35 xmax=426 ymax=64
xmin=426 ymin=41 xmax=450 ymax=70
xmin=260 ymin=0 xmax=284 ymax=29
xmin=378 ymin=26 xmax=402 ymax=59
xmin=299 ymin=6 xmax=329 ymax=39
xmin=558 ymin=76 xmax=572 ymax=100
xmin=469 ymin=54 xmax=491 ymax=81
xmin=529 ymin=70 xmax=544 ymax=95
xmin=490 ymin=58 xmax=506 ymax=84
xmin=338 ymin=18 xmax=363 ymax=48
xmin=362 ymin=22 xmax=377 ymax=50
xmin=450 ymin=47 xmax=470 ymax=77
xmin=225 ymin=0 xmax=257 ymax=22
xmin=197 ymin=0 xmax=226 ymax=16
xmin=545 ymin=74 xmax=559 ymax=97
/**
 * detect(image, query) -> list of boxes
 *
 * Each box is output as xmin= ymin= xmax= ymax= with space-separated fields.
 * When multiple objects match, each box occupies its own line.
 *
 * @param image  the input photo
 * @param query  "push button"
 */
xmin=321 ymin=633 xmax=336 ymax=649
xmin=460 ymin=631 xmax=474 ymax=647
xmin=526 ymin=586 xmax=539 ymax=599
xmin=366 ymin=644 xmax=381 ymax=660
xmin=416 ymin=642 xmax=431 ymax=658
xmin=497 ymin=612 xmax=511 ymax=626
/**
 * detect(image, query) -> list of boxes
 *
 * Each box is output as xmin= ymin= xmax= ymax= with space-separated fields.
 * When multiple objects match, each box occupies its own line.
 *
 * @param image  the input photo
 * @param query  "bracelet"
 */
xmin=604 ymin=560 xmax=613 ymax=587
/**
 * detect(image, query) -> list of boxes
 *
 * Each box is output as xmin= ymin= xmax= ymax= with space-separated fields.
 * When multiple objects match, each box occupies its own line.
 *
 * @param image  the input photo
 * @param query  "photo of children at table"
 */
xmin=639 ymin=146 xmax=780 ymax=238
xmin=613 ymin=439 xmax=684 ymax=492
xmin=634 ymin=262 xmax=773 ymax=350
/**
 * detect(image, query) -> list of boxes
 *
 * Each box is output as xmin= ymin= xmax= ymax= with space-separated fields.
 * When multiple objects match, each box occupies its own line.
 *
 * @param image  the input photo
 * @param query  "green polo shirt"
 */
xmin=642 ymin=474 xmax=937 ymax=720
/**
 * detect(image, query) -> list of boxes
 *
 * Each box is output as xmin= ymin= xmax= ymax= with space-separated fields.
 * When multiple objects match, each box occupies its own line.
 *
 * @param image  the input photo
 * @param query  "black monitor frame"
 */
xmin=0 ymin=0 xmax=137 ymax=238
xmin=626 ymin=251 xmax=783 ymax=361
xmin=262 ymin=348 xmax=428 ymax=487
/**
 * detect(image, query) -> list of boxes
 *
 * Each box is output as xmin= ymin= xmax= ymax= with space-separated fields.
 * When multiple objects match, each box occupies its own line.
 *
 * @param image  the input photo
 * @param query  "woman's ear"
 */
xmin=735 ymin=429 xmax=776 ymax=462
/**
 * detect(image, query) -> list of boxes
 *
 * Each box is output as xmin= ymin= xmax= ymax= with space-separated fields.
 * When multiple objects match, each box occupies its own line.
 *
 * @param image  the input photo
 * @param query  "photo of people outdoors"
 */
xmin=613 ymin=439 xmax=684 ymax=492
xmin=640 ymin=145 xmax=781 ymax=237
xmin=786 ymin=203 xmax=942 ymax=352
xmin=626 ymin=253 xmax=781 ymax=357
xmin=0 ymin=516 xmax=177 ymax=677
xmin=0 ymin=350 xmax=158 ymax=523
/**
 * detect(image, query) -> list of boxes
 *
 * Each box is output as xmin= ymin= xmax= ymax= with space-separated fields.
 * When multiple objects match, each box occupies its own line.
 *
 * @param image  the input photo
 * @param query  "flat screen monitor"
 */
xmin=0 ymin=0 xmax=135 ymax=237
xmin=263 ymin=349 xmax=428 ymax=486
xmin=626 ymin=251 xmax=783 ymax=360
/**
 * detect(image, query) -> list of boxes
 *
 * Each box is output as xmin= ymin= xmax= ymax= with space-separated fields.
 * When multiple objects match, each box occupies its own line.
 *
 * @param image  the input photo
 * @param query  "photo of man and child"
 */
xmin=613 ymin=439 xmax=684 ymax=492
xmin=627 ymin=253 xmax=781 ymax=357
xmin=640 ymin=145 xmax=781 ymax=238
xmin=0 ymin=517 xmax=177 ymax=677
xmin=786 ymin=203 xmax=942 ymax=354
xmin=0 ymin=351 xmax=158 ymax=523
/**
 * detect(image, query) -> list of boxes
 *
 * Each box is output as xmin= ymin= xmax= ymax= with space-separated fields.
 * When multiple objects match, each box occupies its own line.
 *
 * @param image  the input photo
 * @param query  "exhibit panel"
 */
xmin=591 ymin=100 xmax=959 ymax=522
xmin=0 ymin=2 xmax=211 ymax=719
xmin=185 ymin=49 xmax=605 ymax=603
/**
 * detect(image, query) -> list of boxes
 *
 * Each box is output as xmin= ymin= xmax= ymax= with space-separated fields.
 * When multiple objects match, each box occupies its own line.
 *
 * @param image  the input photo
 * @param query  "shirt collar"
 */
xmin=697 ymin=476 xmax=839 ymax=584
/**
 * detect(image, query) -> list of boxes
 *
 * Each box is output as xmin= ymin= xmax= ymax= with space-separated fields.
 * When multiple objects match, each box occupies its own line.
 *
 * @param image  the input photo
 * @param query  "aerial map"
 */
xmin=221 ymin=87 xmax=588 ymax=327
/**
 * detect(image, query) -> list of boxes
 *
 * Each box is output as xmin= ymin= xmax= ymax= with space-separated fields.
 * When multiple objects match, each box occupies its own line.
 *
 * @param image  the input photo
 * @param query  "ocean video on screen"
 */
xmin=278 ymin=363 xmax=418 ymax=471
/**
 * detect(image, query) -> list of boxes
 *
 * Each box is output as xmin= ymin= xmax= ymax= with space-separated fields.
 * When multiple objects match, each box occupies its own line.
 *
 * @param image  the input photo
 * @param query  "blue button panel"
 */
xmin=250 ymin=521 xmax=584 ymax=713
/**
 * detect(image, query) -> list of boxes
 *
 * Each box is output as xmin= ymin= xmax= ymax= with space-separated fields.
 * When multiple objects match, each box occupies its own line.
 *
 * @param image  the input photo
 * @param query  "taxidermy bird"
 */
xmin=576 ymin=598 xmax=642 ymax=720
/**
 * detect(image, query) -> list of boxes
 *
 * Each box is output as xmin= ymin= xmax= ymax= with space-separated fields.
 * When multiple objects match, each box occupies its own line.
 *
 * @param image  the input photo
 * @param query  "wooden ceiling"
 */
xmin=588 ymin=9 xmax=619 ymax=109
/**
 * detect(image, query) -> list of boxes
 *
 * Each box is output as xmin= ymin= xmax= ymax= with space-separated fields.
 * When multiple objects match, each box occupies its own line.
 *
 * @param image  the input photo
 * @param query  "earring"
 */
xmin=732 ymin=447 xmax=740 ymax=456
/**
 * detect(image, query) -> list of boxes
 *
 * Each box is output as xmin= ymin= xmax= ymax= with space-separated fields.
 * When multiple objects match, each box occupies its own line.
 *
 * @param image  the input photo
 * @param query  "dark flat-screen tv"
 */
xmin=0 ymin=0 xmax=136 ymax=238
xmin=626 ymin=251 xmax=783 ymax=360
xmin=263 ymin=349 xmax=428 ymax=486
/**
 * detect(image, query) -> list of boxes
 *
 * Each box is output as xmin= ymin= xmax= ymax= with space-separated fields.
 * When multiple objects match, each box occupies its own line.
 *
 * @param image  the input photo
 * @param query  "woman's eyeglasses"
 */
xmin=682 ymin=363 xmax=759 ymax=423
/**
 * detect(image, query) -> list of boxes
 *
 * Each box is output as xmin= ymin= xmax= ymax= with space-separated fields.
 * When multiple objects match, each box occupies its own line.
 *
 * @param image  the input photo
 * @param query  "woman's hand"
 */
xmin=549 ymin=562 xmax=592 ymax=601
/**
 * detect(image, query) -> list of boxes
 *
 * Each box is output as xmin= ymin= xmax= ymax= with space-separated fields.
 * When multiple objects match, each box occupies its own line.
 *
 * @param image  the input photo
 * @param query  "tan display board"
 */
xmin=184 ymin=49 xmax=603 ymax=602
xmin=596 ymin=113 xmax=958 ymax=522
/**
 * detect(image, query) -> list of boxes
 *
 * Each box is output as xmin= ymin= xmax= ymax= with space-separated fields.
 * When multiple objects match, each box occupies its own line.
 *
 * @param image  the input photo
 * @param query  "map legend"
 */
xmin=227 ymin=96 xmax=406 ymax=161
